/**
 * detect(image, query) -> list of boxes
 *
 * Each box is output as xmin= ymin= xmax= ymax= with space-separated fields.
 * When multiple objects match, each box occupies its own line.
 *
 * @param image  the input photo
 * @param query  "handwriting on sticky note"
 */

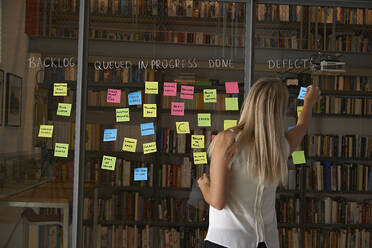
xmin=176 ymin=122 xmax=190 ymax=134
xmin=203 ymin=89 xmax=217 ymax=103
xmin=163 ymin=82 xmax=177 ymax=96
xmin=38 ymin=125 xmax=54 ymax=138
xmin=145 ymin=81 xmax=158 ymax=94
xmin=101 ymin=155 xmax=117 ymax=171
xmin=191 ymin=135 xmax=205 ymax=149
xmin=171 ymin=102 xmax=184 ymax=116
xmin=107 ymin=89 xmax=121 ymax=103
xmin=134 ymin=168 xmax=148 ymax=181
xmin=297 ymin=106 xmax=303 ymax=118
xmin=56 ymin=103 xmax=72 ymax=116
xmin=292 ymin=151 xmax=306 ymax=165
xmin=54 ymin=143 xmax=69 ymax=158
xmin=143 ymin=104 xmax=157 ymax=117
xmin=198 ymin=113 xmax=211 ymax=127
xmin=224 ymin=120 xmax=237 ymax=130
xmin=116 ymin=108 xmax=129 ymax=122
xmin=122 ymin=137 xmax=137 ymax=152
xmin=143 ymin=142 xmax=157 ymax=154
xmin=193 ymin=152 xmax=208 ymax=165
xmin=140 ymin=122 xmax=155 ymax=136
xmin=225 ymin=97 xmax=239 ymax=111
xmin=225 ymin=82 xmax=239 ymax=94
xmin=128 ymin=91 xmax=142 ymax=105
xmin=297 ymin=87 xmax=307 ymax=100
xmin=53 ymin=83 xmax=68 ymax=96
xmin=103 ymin=129 xmax=118 ymax=142
xmin=180 ymin=85 xmax=194 ymax=99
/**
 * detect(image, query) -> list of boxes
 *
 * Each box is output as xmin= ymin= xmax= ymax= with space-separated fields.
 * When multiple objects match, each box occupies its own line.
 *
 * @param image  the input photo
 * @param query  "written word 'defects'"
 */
xmin=267 ymin=59 xmax=312 ymax=70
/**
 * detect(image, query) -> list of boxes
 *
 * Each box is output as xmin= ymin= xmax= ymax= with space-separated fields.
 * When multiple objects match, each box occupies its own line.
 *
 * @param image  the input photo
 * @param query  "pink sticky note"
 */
xmin=163 ymin=82 xmax=177 ymax=96
xmin=212 ymin=135 xmax=216 ymax=140
xmin=171 ymin=102 xmax=184 ymax=116
xmin=225 ymin=82 xmax=239 ymax=94
xmin=180 ymin=85 xmax=194 ymax=100
xmin=107 ymin=89 xmax=121 ymax=103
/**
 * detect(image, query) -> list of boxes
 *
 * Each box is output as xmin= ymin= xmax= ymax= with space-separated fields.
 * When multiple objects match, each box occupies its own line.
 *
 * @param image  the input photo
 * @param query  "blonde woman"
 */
xmin=198 ymin=78 xmax=321 ymax=248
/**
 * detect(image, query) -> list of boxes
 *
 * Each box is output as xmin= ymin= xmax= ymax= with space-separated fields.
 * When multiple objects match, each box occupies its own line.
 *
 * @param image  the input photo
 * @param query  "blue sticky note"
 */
xmin=297 ymin=87 xmax=307 ymax=100
xmin=134 ymin=168 xmax=148 ymax=181
xmin=140 ymin=122 xmax=155 ymax=136
xmin=128 ymin=91 xmax=142 ymax=105
xmin=288 ymin=125 xmax=295 ymax=130
xmin=103 ymin=129 xmax=117 ymax=142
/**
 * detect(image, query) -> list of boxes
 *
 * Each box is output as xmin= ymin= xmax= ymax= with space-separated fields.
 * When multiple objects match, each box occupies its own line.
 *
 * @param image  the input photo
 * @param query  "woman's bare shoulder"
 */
xmin=214 ymin=130 xmax=236 ymax=146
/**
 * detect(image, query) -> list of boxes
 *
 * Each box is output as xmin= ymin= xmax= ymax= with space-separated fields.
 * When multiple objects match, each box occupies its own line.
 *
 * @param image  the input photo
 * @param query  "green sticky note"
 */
xmin=292 ymin=151 xmax=306 ymax=165
xmin=116 ymin=108 xmax=130 ymax=122
xmin=38 ymin=125 xmax=54 ymax=138
xmin=224 ymin=120 xmax=237 ymax=130
xmin=225 ymin=97 xmax=239 ymax=111
xmin=56 ymin=103 xmax=72 ymax=116
xmin=53 ymin=83 xmax=68 ymax=96
xmin=197 ymin=113 xmax=211 ymax=127
xmin=203 ymin=89 xmax=217 ymax=103
xmin=101 ymin=155 xmax=117 ymax=171
xmin=54 ymin=143 xmax=69 ymax=158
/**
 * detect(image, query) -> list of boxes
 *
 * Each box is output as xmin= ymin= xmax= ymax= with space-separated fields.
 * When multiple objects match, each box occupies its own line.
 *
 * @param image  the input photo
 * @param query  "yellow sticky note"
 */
xmin=145 ymin=81 xmax=158 ymax=94
xmin=203 ymin=89 xmax=217 ymax=103
xmin=292 ymin=150 xmax=306 ymax=165
xmin=197 ymin=113 xmax=211 ymax=127
xmin=53 ymin=83 xmax=68 ymax=96
xmin=191 ymin=135 xmax=205 ymax=149
xmin=176 ymin=122 xmax=190 ymax=134
xmin=225 ymin=97 xmax=239 ymax=111
xmin=56 ymin=103 xmax=72 ymax=116
xmin=143 ymin=142 xmax=157 ymax=154
xmin=224 ymin=120 xmax=237 ymax=130
xmin=116 ymin=108 xmax=130 ymax=122
xmin=193 ymin=152 xmax=208 ymax=165
xmin=38 ymin=125 xmax=54 ymax=138
xmin=54 ymin=143 xmax=69 ymax=158
xmin=143 ymin=104 xmax=157 ymax=117
xmin=297 ymin=106 xmax=303 ymax=118
xmin=101 ymin=155 xmax=117 ymax=171
xmin=122 ymin=137 xmax=137 ymax=152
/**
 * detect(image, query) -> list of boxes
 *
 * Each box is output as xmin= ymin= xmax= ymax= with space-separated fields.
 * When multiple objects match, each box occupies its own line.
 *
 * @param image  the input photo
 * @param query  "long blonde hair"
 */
xmin=208 ymin=78 xmax=289 ymax=186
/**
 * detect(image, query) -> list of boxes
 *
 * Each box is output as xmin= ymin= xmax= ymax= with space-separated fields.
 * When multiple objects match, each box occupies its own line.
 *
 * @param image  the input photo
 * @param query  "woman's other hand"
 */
xmin=198 ymin=173 xmax=210 ymax=190
xmin=304 ymin=85 xmax=322 ymax=105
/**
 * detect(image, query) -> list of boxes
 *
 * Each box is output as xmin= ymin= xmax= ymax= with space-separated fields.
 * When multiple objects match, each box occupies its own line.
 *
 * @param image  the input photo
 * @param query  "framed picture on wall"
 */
xmin=0 ymin=69 xmax=4 ymax=126
xmin=5 ymin=73 xmax=22 ymax=127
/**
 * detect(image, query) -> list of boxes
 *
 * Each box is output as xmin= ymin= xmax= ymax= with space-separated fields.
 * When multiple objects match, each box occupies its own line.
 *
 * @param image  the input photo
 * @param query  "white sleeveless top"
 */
xmin=205 ymin=135 xmax=290 ymax=248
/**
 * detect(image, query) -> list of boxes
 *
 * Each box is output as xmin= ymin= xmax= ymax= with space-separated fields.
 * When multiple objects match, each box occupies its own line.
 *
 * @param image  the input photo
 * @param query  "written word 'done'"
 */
xmin=208 ymin=59 xmax=232 ymax=68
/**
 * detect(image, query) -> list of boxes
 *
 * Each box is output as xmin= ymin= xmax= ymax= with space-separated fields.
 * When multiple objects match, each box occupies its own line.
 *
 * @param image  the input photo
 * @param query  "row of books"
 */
xmin=305 ymin=162 xmax=372 ymax=192
xmin=306 ymin=197 xmax=372 ymax=225
xmin=278 ymin=167 xmax=302 ymax=191
xmin=38 ymin=225 xmax=62 ymax=248
xmin=316 ymin=75 xmax=372 ymax=92
xmin=278 ymin=228 xmax=300 ymax=248
xmin=158 ymin=159 xmax=192 ymax=188
xmin=304 ymin=228 xmax=372 ymax=248
xmin=313 ymin=97 xmax=372 ymax=116
xmin=275 ymin=196 xmax=300 ymax=224
xmin=83 ymin=225 xmax=207 ymax=248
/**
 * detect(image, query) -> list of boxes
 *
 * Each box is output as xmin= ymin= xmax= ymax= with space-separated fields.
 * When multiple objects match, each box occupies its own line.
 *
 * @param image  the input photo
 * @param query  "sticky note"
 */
xmin=292 ymin=151 xmax=306 ymax=165
xmin=103 ymin=129 xmax=117 ymax=142
xmin=128 ymin=91 xmax=142 ymax=105
xmin=288 ymin=125 xmax=295 ymax=130
xmin=116 ymin=108 xmax=130 ymax=122
xmin=38 ymin=125 xmax=54 ymax=138
xmin=140 ymin=122 xmax=155 ymax=136
xmin=101 ymin=155 xmax=116 ymax=171
xmin=193 ymin=152 xmax=208 ymax=165
xmin=56 ymin=103 xmax=72 ymax=116
xmin=212 ymin=134 xmax=216 ymax=140
xmin=225 ymin=82 xmax=239 ymax=94
xmin=53 ymin=83 xmax=68 ymax=96
xmin=171 ymin=102 xmax=184 ymax=116
xmin=163 ymin=82 xmax=177 ymax=96
xmin=145 ymin=81 xmax=158 ymax=94
xmin=297 ymin=106 xmax=303 ymax=118
xmin=134 ymin=168 xmax=148 ymax=181
xmin=191 ymin=135 xmax=205 ymax=149
xmin=143 ymin=104 xmax=157 ymax=117
xmin=203 ymin=89 xmax=217 ymax=103
xmin=297 ymin=87 xmax=307 ymax=100
xmin=224 ymin=120 xmax=237 ymax=130
xmin=225 ymin=97 xmax=239 ymax=111
xmin=180 ymin=85 xmax=194 ymax=99
xmin=107 ymin=89 xmax=121 ymax=103
xmin=122 ymin=137 xmax=137 ymax=152
xmin=176 ymin=122 xmax=190 ymax=134
xmin=54 ymin=143 xmax=69 ymax=158
xmin=143 ymin=142 xmax=157 ymax=154
xmin=198 ymin=113 xmax=211 ymax=127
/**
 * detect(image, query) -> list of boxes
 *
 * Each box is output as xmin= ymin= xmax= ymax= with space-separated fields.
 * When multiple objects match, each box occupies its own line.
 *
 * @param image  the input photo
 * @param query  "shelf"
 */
xmin=98 ymin=220 xmax=208 ymax=228
xmin=312 ymin=113 xmax=372 ymax=118
xmin=305 ymin=191 xmax=372 ymax=195
xmin=288 ymin=88 xmax=372 ymax=98
xmin=277 ymin=190 xmax=301 ymax=195
xmin=307 ymin=157 xmax=372 ymax=163
xmin=305 ymin=224 xmax=372 ymax=229
xmin=277 ymin=223 xmax=300 ymax=228
xmin=256 ymin=22 xmax=372 ymax=32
